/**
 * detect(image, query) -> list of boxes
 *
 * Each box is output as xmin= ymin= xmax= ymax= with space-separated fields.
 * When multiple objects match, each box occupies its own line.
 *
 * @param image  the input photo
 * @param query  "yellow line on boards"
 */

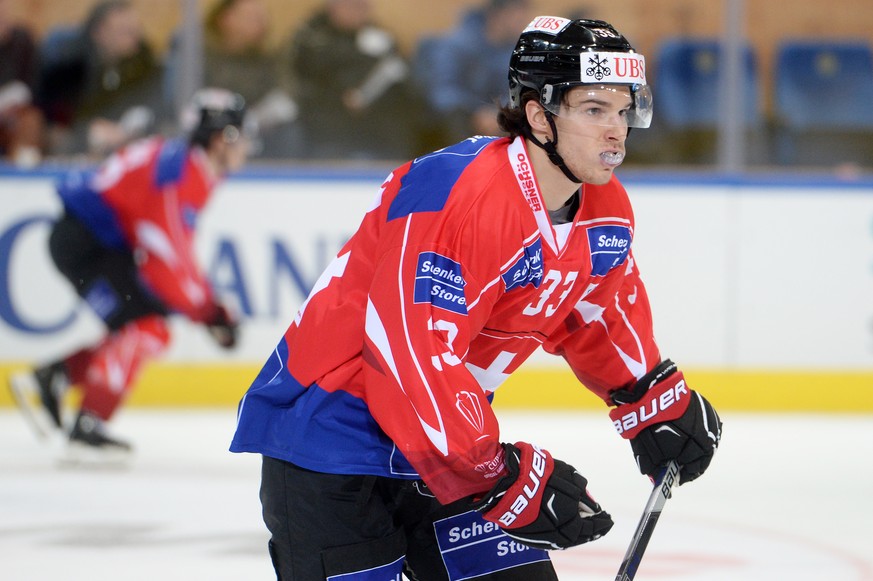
xmin=494 ymin=368 xmax=873 ymax=413
xmin=1 ymin=363 xmax=871 ymax=412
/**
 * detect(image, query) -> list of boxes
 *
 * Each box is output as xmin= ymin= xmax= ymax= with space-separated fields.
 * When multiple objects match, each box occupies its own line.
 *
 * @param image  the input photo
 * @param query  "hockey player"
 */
xmin=231 ymin=16 xmax=722 ymax=580
xmin=9 ymin=88 xmax=250 ymax=460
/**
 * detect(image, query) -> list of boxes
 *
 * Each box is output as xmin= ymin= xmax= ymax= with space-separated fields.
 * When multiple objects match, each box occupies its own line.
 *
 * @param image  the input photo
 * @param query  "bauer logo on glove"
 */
xmin=609 ymin=359 xmax=723 ymax=484
xmin=475 ymin=442 xmax=614 ymax=550
xmin=610 ymin=374 xmax=690 ymax=438
xmin=492 ymin=443 xmax=549 ymax=527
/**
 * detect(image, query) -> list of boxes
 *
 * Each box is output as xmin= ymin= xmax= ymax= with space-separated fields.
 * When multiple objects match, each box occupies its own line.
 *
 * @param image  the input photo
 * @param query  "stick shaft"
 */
xmin=614 ymin=461 xmax=680 ymax=581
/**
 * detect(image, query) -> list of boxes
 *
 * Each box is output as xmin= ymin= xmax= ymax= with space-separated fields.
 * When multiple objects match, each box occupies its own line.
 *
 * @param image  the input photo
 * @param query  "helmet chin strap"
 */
xmin=524 ymin=111 xmax=582 ymax=184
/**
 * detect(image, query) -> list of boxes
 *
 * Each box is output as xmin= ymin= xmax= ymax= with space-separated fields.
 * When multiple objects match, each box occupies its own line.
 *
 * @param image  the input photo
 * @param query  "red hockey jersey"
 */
xmin=231 ymin=136 xmax=661 ymax=504
xmin=58 ymin=137 xmax=220 ymax=322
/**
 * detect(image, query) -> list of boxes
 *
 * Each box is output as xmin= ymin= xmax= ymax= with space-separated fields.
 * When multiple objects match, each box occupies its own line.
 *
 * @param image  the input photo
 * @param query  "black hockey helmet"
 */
xmin=181 ymin=88 xmax=250 ymax=146
xmin=508 ymin=16 xmax=653 ymax=128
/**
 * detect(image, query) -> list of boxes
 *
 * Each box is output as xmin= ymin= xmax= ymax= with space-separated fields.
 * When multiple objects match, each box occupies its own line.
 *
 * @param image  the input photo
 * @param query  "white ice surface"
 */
xmin=1 ymin=409 xmax=872 ymax=580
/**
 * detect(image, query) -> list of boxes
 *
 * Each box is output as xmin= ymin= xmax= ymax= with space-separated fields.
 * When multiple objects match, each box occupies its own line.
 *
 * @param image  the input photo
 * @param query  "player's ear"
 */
xmin=525 ymin=100 xmax=551 ymax=139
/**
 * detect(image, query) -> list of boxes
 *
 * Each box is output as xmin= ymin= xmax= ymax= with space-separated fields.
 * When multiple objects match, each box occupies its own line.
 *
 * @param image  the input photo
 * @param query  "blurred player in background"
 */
xmin=9 ymin=88 xmax=250 ymax=463
xmin=231 ymin=17 xmax=722 ymax=580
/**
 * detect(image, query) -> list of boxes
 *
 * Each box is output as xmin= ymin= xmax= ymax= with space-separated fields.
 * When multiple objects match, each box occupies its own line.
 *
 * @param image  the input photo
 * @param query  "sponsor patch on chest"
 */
xmin=587 ymin=224 xmax=631 ymax=276
xmin=414 ymin=252 xmax=468 ymax=315
xmin=502 ymin=238 xmax=544 ymax=292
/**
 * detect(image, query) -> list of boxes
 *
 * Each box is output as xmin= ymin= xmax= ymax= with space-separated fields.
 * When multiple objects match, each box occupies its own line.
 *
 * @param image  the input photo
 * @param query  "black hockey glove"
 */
xmin=205 ymin=304 xmax=239 ymax=349
xmin=609 ymin=359 xmax=722 ymax=484
xmin=475 ymin=442 xmax=614 ymax=551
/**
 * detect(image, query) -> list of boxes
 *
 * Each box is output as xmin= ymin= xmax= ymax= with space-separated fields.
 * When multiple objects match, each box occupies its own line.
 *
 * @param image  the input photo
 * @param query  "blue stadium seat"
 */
xmin=774 ymin=40 xmax=873 ymax=130
xmin=773 ymin=40 xmax=873 ymax=166
xmin=655 ymin=37 xmax=761 ymax=129
xmin=637 ymin=37 xmax=763 ymax=165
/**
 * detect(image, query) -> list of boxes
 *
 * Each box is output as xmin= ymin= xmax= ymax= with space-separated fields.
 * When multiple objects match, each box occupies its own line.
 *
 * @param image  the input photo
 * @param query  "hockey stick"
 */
xmin=7 ymin=373 xmax=51 ymax=440
xmin=614 ymin=460 xmax=680 ymax=581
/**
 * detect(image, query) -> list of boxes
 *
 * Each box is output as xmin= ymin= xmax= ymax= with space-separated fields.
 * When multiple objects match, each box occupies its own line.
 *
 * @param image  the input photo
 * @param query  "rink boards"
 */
xmin=1 ymin=166 xmax=871 ymax=411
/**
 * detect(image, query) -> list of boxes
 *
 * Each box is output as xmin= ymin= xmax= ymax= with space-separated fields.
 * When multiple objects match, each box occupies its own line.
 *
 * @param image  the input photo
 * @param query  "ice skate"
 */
xmin=59 ymin=410 xmax=133 ymax=468
xmin=7 ymin=362 xmax=69 ymax=440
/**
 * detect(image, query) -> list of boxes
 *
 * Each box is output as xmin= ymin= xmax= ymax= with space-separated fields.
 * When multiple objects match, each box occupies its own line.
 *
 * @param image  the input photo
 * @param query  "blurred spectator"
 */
xmin=414 ymin=0 xmax=532 ymax=143
xmin=0 ymin=0 xmax=44 ymax=167
xmin=283 ymin=0 xmax=422 ymax=160
xmin=166 ymin=0 xmax=300 ymax=158
xmin=35 ymin=0 xmax=168 ymax=158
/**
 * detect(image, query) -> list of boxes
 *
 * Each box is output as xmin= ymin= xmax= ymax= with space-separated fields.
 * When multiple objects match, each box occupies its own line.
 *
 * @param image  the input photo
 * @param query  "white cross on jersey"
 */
xmin=465 ymin=350 xmax=517 ymax=392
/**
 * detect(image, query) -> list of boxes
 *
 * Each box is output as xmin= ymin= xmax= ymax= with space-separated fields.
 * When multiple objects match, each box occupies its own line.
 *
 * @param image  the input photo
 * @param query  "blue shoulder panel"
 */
xmin=154 ymin=138 xmax=189 ymax=188
xmin=387 ymin=136 xmax=497 ymax=221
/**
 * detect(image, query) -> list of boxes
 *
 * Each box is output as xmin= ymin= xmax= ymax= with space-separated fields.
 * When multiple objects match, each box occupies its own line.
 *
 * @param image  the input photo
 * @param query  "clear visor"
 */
xmin=541 ymin=83 xmax=653 ymax=129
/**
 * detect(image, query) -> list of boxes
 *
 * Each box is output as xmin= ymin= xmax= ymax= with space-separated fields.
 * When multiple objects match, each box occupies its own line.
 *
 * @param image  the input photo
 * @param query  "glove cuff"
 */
xmin=478 ymin=442 xmax=554 ymax=529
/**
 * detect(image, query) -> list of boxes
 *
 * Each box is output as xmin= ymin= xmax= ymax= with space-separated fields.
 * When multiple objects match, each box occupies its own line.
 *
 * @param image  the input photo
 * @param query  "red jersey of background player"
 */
xmin=58 ymin=136 xmax=221 ymax=323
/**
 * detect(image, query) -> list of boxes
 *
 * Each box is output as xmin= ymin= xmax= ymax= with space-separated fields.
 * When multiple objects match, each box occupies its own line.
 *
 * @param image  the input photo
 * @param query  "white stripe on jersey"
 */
xmin=366 ymin=294 xmax=449 ymax=456
xmin=397 ymin=216 xmax=450 ymax=456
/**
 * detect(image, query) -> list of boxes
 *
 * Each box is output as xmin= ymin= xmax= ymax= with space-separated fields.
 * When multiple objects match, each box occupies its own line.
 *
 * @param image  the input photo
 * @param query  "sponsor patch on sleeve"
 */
xmin=587 ymin=224 xmax=631 ymax=276
xmin=414 ymin=252 xmax=468 ymax=315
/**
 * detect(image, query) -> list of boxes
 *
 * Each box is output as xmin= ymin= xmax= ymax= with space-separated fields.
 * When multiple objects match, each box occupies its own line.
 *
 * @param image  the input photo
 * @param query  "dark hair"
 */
xmin=497 ymin=88 xmax=539 ymax=138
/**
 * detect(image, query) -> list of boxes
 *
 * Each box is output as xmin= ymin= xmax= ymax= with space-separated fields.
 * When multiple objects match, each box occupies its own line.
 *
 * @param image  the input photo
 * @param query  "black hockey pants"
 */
xmin=48 ymin=213 xmax=167 ymax=330
xmin=260 ymin=455 xmax=560 ymax=580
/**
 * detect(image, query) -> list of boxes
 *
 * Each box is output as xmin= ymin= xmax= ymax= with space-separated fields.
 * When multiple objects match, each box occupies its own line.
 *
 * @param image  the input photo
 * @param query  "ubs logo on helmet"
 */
xmin=579 ymin=52 xmax=647 ymax=85
xmin=523 ymin=16 xmax=571 ymax=34
xmin=586 ymin=55 xmax=612 ymax=81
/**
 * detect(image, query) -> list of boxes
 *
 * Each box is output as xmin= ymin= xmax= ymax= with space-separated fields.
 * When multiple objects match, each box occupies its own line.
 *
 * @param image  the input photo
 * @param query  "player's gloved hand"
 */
xmin=475 ymin=442 xmax=614 ymax=550
xmin=205 ymin=304 xmax=239 ymax=349
xmin=609 ymin=359 xmax=722 ymax=484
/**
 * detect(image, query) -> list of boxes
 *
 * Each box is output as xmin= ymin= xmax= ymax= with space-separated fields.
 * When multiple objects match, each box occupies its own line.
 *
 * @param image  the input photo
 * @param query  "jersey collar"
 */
xmin=507 ymin=136 xmax=563 ymax=255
